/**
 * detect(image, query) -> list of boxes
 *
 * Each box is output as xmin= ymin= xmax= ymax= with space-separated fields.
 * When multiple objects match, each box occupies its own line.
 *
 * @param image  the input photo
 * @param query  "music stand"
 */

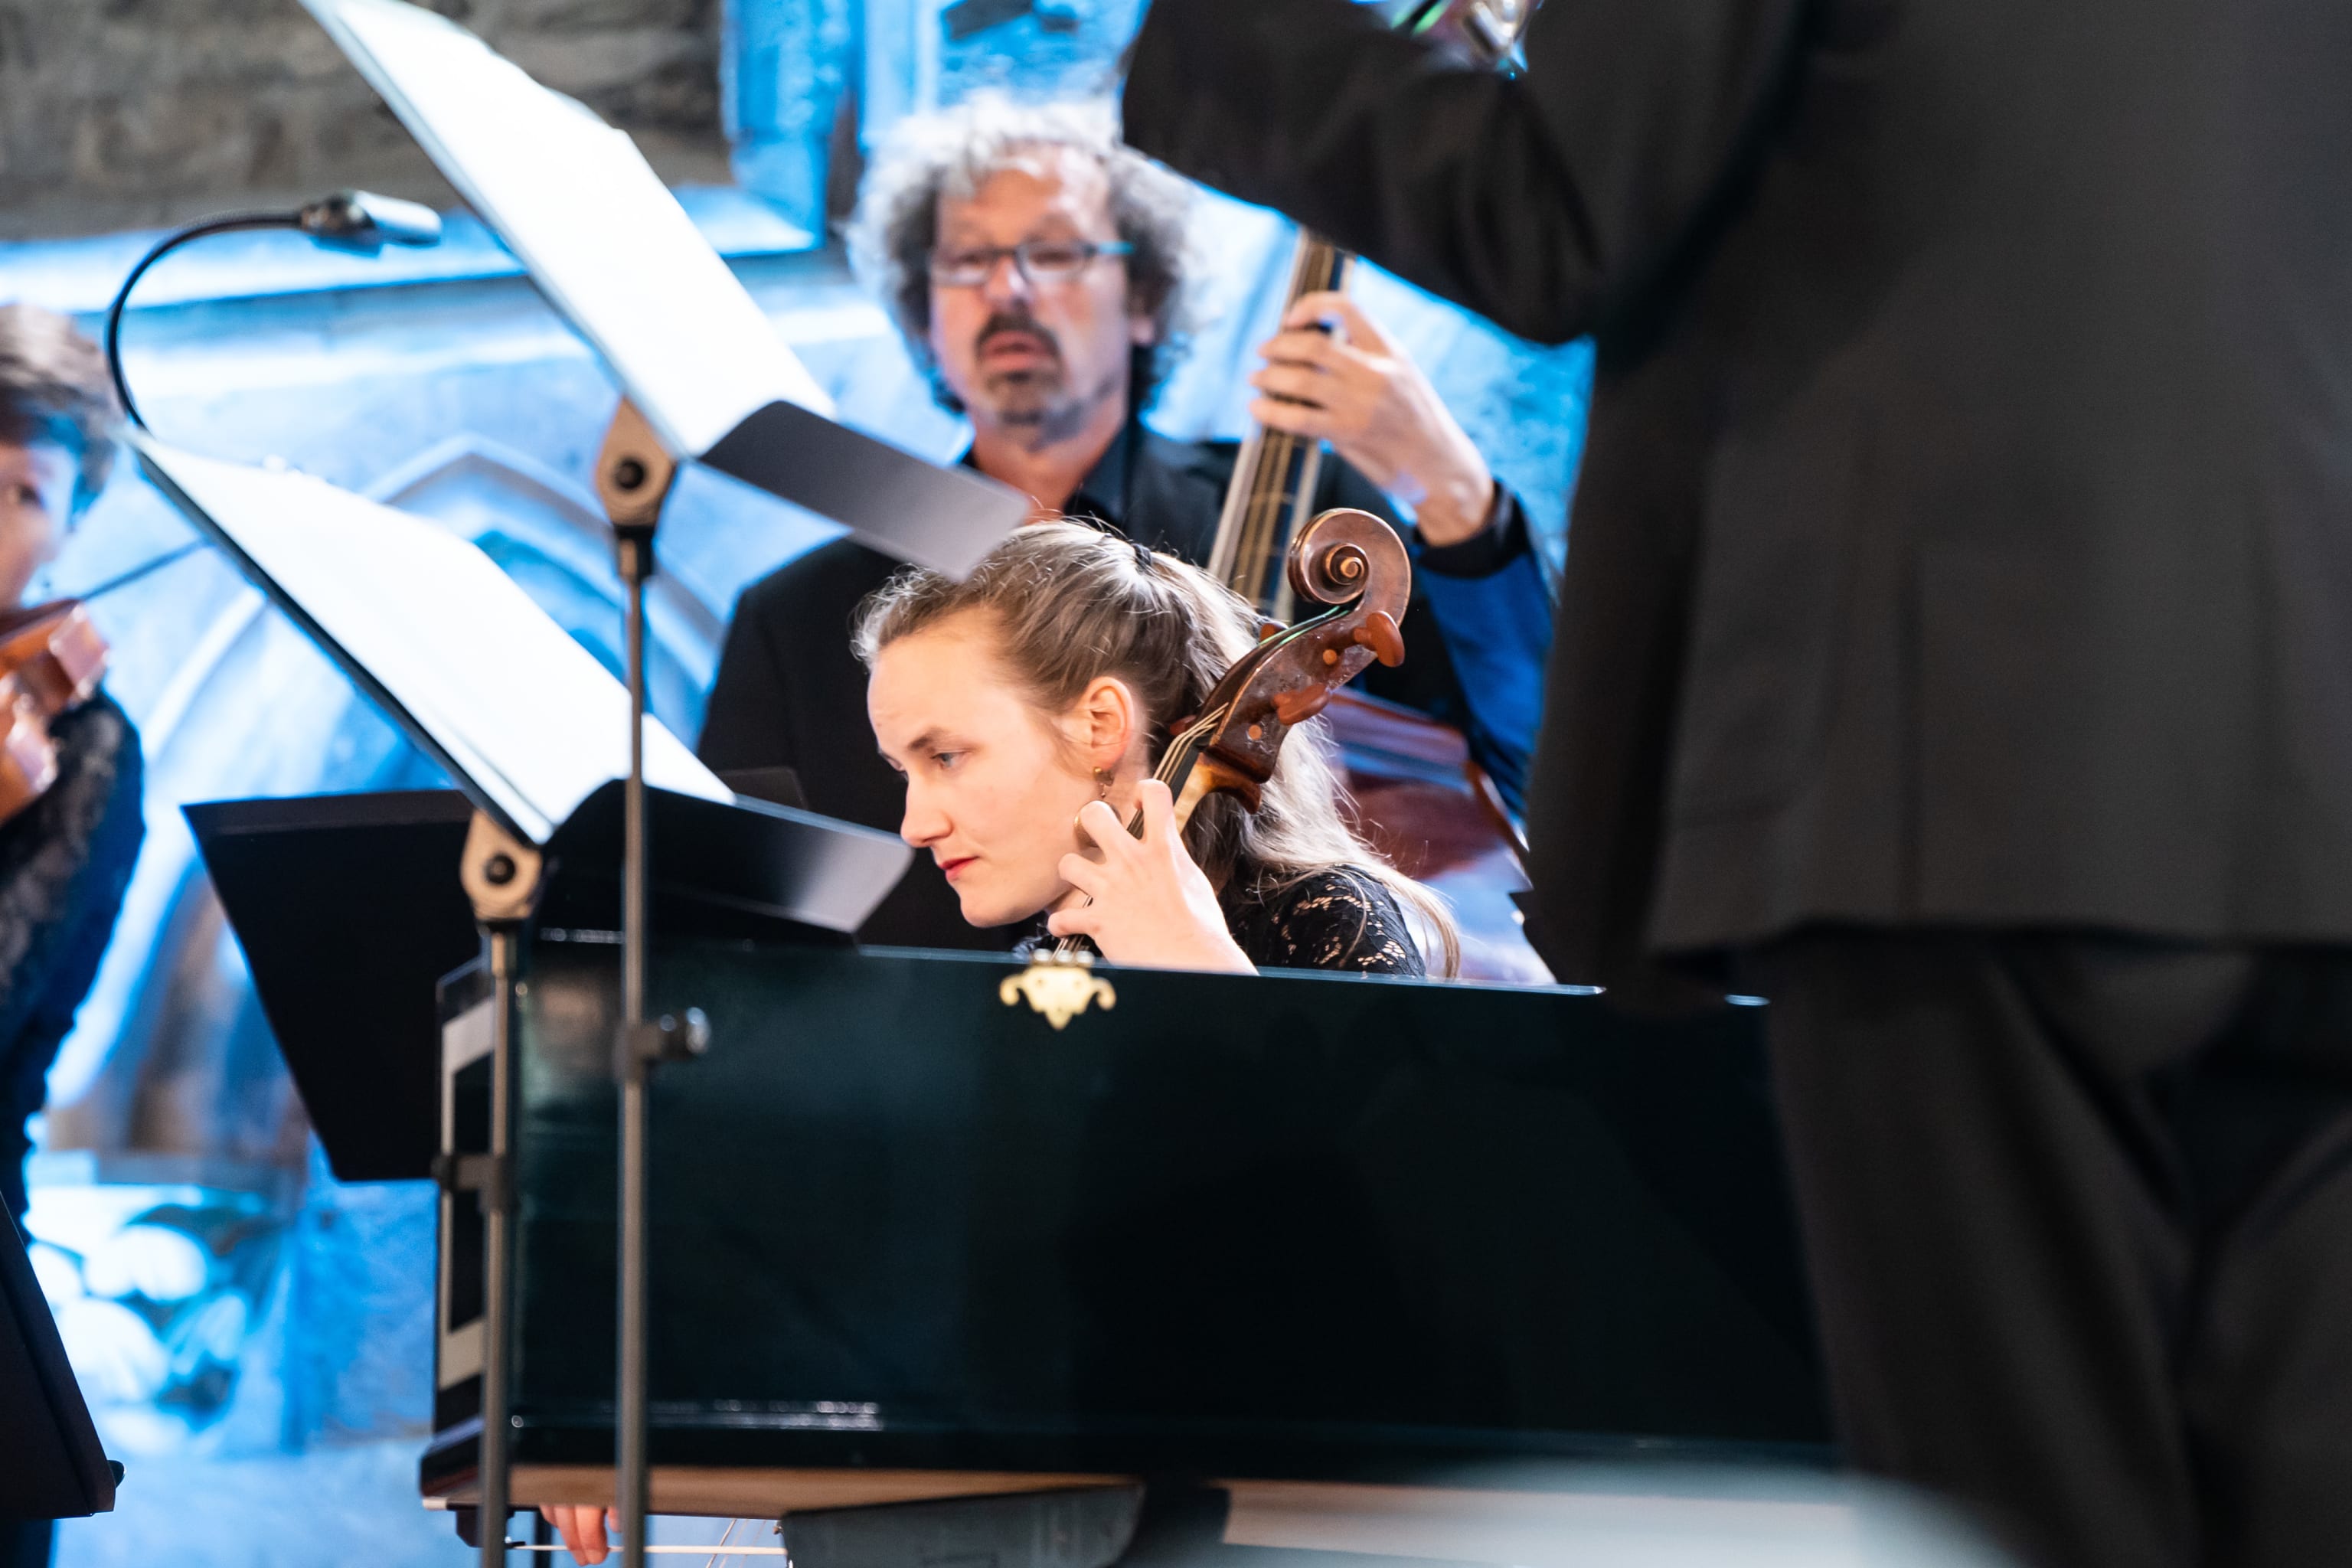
xmin=286 ymin=11 xmax=1025 ymax=1561
xmin=136 ymin=436 xmax=915 ymax=1565
xmin=0 ymin=1210 xmax=119 ymax=1524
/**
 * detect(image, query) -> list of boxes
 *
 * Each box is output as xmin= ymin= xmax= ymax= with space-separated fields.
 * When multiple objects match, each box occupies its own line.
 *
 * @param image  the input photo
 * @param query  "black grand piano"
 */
xmin=191 ymin=784 xmax=1829 ymax=1558
xmin=143 ymin=430 xmax=1834 ymax=1562
xmin=152 ymin=3 xmax=1834 ymax=1553
xmin=142 ymin=304 xmax=1830 ymax=1564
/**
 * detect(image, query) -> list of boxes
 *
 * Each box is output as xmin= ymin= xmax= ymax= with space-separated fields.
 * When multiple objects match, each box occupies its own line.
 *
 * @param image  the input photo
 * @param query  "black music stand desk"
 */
xmin=1 ymin=1210 xmax=119 ymax=1523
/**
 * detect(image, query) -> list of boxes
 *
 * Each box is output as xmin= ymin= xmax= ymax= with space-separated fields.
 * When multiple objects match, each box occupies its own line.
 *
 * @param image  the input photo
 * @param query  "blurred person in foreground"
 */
xmin=0 ymin=305 xmax=144 ymax=1568
xmin=1120 ymin=2 xmax=2352 ymax=1565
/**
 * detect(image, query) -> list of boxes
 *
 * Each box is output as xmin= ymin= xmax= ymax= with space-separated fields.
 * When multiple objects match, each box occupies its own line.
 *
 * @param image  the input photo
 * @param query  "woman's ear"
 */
xmin=1074 ymin=675 xmax=1140 ymax=773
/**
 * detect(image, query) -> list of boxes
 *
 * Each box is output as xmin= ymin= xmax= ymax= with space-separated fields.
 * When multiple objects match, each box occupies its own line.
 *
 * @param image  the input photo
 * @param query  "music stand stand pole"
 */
xmin=449 ymin=815 xmax=547 ymax=1567
xmin=596 ymin=400 xmax=682 ymax=1568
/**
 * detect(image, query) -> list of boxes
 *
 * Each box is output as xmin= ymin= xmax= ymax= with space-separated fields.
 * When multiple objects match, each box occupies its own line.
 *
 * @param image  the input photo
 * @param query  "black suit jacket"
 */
xmin=1125 ymin=0 xmax=2352 ymax=991
xmin=697 ymin=421 xmax=1549 ymax=949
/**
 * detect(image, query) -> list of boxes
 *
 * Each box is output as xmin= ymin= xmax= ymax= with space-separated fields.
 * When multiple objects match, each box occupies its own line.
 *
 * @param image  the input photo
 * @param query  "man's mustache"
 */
xmin=977 ymin=313 xmax=1062 ymax=363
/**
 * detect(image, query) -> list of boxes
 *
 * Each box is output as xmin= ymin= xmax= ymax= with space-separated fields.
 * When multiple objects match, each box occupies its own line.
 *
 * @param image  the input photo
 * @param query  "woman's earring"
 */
xmin=1093 ymin=766 xmax=1110 ymax=801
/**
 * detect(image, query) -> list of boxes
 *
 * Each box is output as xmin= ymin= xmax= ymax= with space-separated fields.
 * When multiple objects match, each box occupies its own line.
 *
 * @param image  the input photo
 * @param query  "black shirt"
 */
xmin=2 ymin=694 xmax=143 ymax=1223
xmin=697 ymin=420 xmax=1542 ymax=951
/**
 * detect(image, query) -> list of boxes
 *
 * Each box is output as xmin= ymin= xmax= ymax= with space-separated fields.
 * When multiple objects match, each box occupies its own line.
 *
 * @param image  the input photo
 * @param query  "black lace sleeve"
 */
xmin=1221 ymin=868 xmax=1426 ymax=977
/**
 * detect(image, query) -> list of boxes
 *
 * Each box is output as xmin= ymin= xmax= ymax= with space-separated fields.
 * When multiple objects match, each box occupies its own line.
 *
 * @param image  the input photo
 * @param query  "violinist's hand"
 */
xmin=541 ymin=1504 xmax=618 ymax=1565
xmin=1047 ymin=781 xmax=1256 ymax=974
xmin=1250 ymin=290 xmax=1497 ymax=547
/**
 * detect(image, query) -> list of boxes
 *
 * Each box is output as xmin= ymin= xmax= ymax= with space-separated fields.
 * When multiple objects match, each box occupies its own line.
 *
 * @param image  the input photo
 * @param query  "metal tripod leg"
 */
xmin=451 ymin=812 xmax=546 ymax=1567
xmin=596 ymin=398 xmax=682 ymax=1568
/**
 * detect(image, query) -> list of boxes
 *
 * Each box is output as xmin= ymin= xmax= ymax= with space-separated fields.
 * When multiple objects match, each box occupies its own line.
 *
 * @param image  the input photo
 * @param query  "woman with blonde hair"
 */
xmin=857 ymin=519 xmax=1458 ymax=977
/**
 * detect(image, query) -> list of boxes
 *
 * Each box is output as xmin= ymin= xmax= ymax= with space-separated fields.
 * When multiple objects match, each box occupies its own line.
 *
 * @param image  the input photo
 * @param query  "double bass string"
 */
xmin=1223 ymin=234 xmax=1347 ymax=615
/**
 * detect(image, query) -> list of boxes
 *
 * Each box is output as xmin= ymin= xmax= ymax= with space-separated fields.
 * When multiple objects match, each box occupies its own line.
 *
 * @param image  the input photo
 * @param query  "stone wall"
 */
xmin=0 ymin=0 xmax=727 ymax=238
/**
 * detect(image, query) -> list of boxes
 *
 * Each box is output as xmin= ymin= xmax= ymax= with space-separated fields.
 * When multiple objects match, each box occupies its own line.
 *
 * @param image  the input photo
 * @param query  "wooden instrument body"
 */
xmin=0 ymin=600 xmax=108 ymax=826
xmin=1321 ymin=689 xmax=1546 ymax=982
xmin=1208 ymin=234 xmax=1540 ymax=978
xmin=1188 ymin=0 xmax=1550 ymax=981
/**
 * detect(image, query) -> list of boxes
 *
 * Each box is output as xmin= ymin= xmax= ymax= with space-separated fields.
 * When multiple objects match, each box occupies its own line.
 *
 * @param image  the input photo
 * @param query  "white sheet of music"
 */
xmin=136 ymin=436 xmax=730 ymax=847
xmin=300 ymin=0 xmax=833 ymax=461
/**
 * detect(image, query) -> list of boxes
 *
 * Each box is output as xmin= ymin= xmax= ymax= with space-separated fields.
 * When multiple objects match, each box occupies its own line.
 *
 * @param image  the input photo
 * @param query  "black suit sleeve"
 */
xmin=1122 ymin=0 xmax=1805 ymax=343
xmin=1 ymin=696 xmax=142 ymax=1224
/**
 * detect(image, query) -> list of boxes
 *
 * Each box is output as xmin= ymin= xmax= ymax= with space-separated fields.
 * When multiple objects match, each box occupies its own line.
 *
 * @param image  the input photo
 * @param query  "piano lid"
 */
xmin=187 ymin=784 xmax=908 ymax=1183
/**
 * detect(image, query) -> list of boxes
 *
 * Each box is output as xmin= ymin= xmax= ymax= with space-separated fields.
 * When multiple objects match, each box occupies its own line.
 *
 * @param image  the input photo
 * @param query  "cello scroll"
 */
xmin=1163 ymin=506 xmax=1410 ymax=819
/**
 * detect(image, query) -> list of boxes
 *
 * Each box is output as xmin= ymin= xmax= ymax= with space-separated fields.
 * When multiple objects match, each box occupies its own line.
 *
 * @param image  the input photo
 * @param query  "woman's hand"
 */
xmin=541 ymin=1505 xmax=618 ymax=1565
xmin=1250 ymin=290 xmax=1497 ymax=547
xmin=1047 ymin=780 xmax=1256 ymax=973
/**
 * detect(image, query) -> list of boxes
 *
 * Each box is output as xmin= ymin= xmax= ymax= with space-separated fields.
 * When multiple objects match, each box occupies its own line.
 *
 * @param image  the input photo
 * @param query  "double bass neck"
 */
xmin=1207 ymin=233 xmax=1353 ymax=618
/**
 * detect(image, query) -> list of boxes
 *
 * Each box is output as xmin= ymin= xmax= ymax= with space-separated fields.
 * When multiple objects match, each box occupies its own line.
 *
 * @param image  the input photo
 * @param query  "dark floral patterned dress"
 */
xmin=1021 ymin=867 xmax=1428 ymax=976
xmin=1219 ymin=868 xmax=1426 ymax=976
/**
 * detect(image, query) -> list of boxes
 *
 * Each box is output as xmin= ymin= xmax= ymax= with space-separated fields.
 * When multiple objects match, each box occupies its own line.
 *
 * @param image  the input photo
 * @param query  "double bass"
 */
xmin=1207 ymin=0 xmax=1549 ymax=982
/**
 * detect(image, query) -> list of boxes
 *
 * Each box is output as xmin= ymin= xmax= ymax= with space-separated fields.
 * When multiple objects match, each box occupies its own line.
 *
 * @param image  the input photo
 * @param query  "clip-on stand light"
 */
xmin=101 ymin=189 xmax=443 ymax=433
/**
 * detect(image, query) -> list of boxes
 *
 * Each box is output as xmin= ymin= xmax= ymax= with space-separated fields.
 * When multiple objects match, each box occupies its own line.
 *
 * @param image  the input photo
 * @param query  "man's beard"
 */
xmin=970 ymin=311 xmax=1093 ymax=443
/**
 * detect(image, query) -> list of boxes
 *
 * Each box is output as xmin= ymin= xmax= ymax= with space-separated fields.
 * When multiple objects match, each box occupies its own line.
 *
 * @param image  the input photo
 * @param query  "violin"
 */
xmin=0 ymin=598 xmax=109 ymax=828
xmin=0 ymin=537 xmax=207 ymax=831
xmin=1054 ymin=508 xmax=1407 ymax=957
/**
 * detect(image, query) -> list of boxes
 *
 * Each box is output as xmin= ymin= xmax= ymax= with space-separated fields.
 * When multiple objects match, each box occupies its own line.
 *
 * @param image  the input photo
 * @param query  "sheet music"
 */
xmin=136 ymin=436 xmax=730 ymax=847
xmin=302 ymin=0 xmax=831 ymax=461
xmin=300 ymin=0 xmax=1031 ymax=581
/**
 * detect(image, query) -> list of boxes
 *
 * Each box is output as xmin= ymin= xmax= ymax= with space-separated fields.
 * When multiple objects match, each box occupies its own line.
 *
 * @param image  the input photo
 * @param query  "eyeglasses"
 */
xmin=929 ymin=238 xmax=1134 ymax=289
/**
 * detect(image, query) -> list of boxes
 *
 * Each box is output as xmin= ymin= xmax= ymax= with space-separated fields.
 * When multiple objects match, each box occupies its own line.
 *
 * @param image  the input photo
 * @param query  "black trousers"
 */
xmin=1747 ymin=930 xmax=2352 ymax=1568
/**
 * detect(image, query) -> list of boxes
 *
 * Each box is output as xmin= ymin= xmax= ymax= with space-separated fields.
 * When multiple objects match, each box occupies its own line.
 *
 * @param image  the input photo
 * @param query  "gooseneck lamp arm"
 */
xmin=103 ymin=191 xmax=444 ymax=434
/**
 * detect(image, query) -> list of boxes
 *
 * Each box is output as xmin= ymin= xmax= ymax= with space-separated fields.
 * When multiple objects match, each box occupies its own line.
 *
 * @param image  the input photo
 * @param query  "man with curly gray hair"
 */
xmin=845 ymin=96 xmax=1193 ymax=429
xmin=685 ymin=94 xmax=1552 ymax=964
